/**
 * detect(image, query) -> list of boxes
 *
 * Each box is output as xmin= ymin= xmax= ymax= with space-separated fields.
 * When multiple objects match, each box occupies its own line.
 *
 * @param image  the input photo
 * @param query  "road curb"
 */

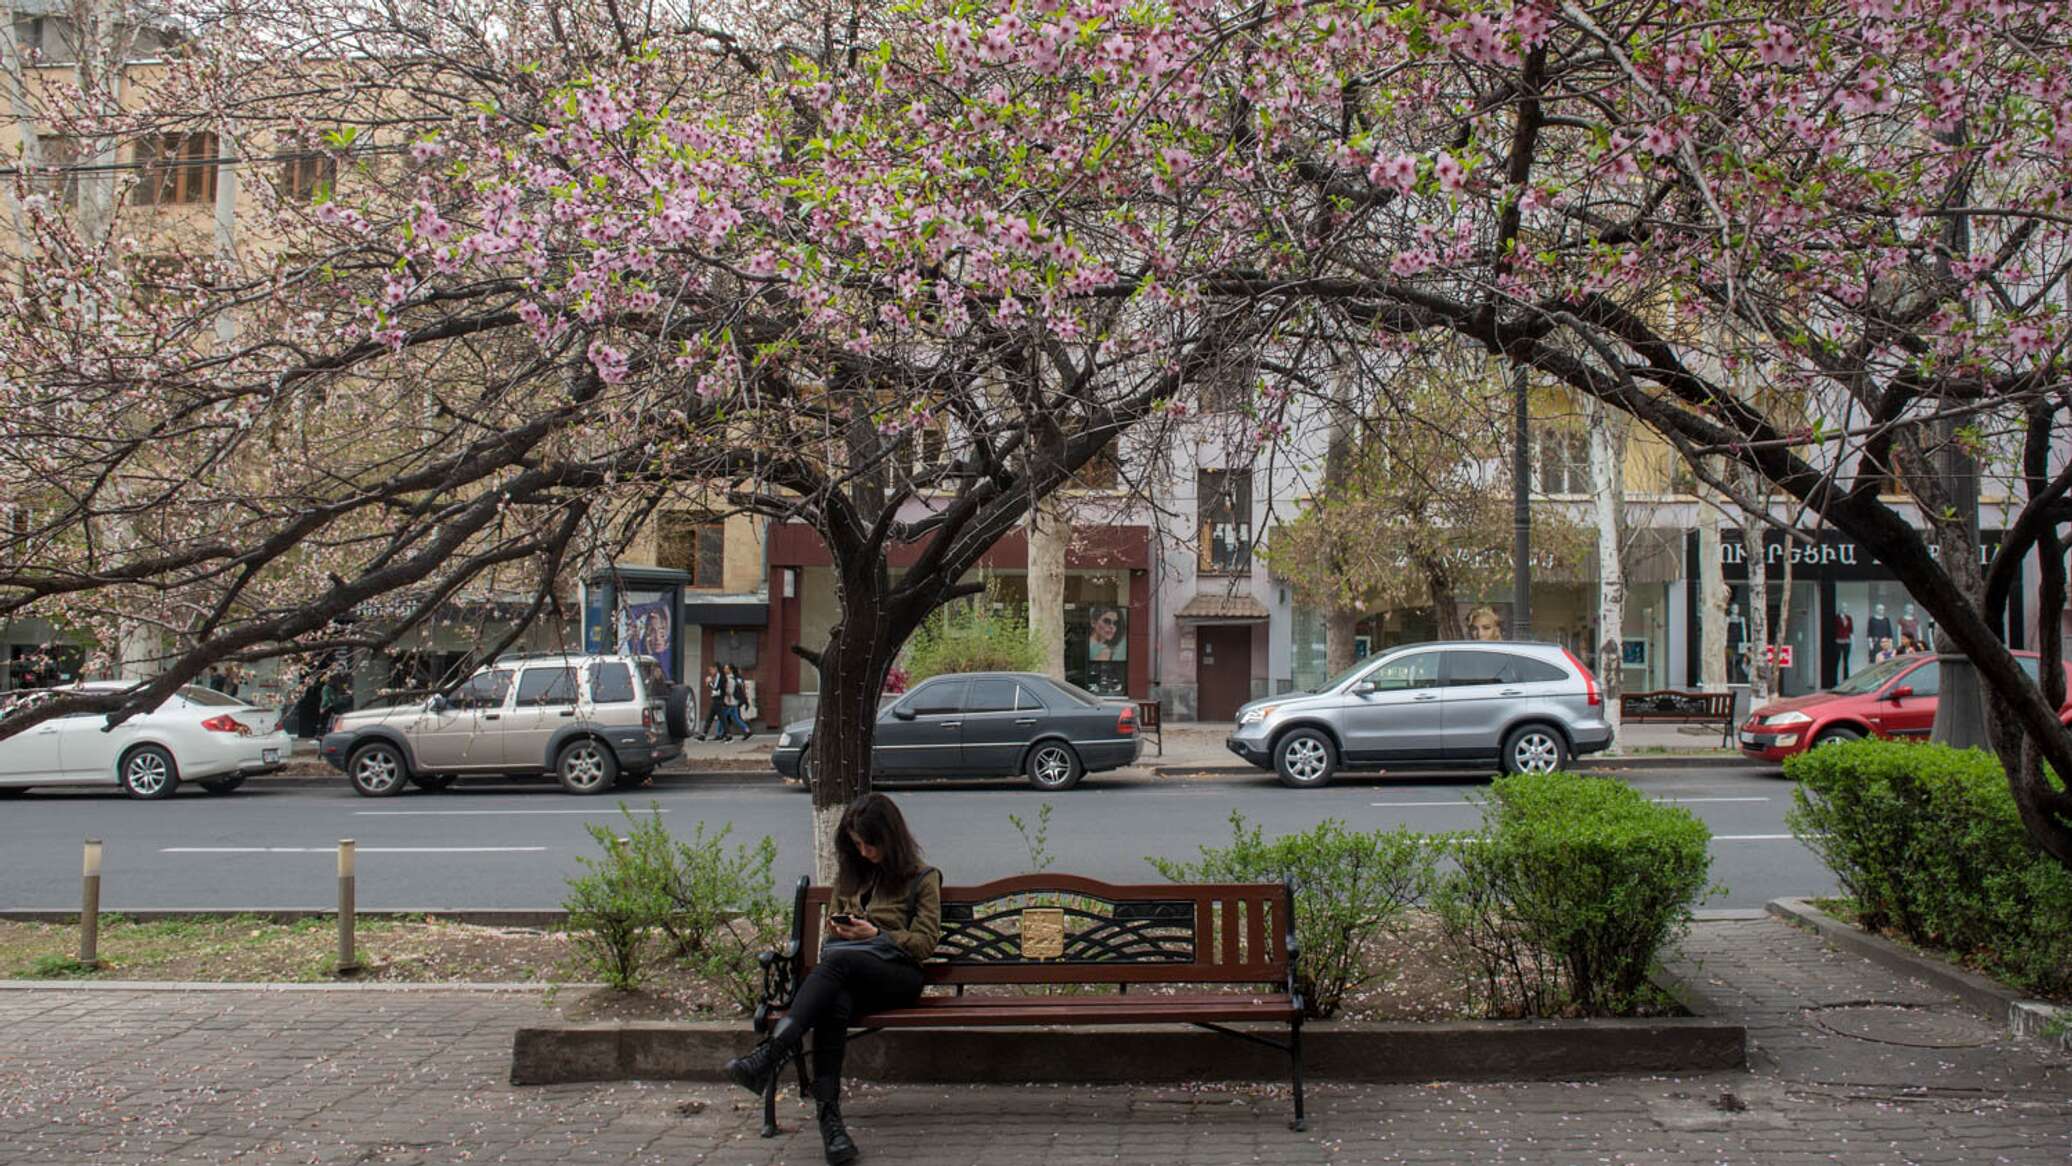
xmin=510 ymin=1015 xmax=1746 ymax=1087
xmin=1766 ymin=897 xmax=2069 ymax=1051
xmin=1149 ymin=754 xmax=1757 ymax=779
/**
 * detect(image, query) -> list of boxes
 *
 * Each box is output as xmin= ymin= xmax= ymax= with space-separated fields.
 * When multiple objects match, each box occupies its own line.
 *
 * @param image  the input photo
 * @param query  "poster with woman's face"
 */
xmin=1086 ymin=607 xmax=1127 ymax=662
xmin=619 ymin=598 xmax=674 ymax=679
xmin=1460 ymin=603 xmax=1509 ymax=642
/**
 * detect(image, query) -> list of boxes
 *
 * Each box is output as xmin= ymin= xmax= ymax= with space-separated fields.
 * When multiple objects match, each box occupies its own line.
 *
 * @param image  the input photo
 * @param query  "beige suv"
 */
xmin=320 ymin=654 xmax=687 ymax=796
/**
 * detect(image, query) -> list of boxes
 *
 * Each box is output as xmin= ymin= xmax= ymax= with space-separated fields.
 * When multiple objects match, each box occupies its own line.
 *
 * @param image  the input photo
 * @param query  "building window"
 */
xmin=1070 ymin=439 xmax=1120 ymax=491
xmin=1198 ymin=468 xmax=1253 ymax=574
xmin=33 ymin=135 xmax=79 ymax=206
xmin=278 ymin=151 xmax=337 ymax=200
xmin=657 ymin=511 xmax=727 ymax=589
xmin=135 ymin=132 xmax=219 ymax=206
xmin=1532 ymin=428 xmax=1589 ymax=495
xmin=1199 ymin=359 xmax=1255 ymax=413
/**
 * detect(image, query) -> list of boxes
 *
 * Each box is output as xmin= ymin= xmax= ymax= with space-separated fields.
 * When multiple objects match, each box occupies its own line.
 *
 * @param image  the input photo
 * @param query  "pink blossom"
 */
xmin=588 ymin=339 xmax=630 ymax=383
xmin=1366 ymin=153 xmax=1418 ymax=195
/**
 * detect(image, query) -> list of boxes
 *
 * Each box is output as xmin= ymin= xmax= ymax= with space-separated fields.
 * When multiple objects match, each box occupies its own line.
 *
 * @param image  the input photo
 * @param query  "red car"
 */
xmin=1738 ymin=650 xmax=2072 ymax=763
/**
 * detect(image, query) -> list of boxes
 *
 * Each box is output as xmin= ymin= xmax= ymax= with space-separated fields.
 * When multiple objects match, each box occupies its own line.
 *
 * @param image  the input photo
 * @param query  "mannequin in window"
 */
xmin=1897 ymin=603 xmax=1920 ymax=646
xmin=1726 ymin=603 xmax=1748 ymax=684
xmin=1831 ymin=604 xmax=1853 ymax=681
xmin=1866 ymin=603 xmax=1893 ymax=657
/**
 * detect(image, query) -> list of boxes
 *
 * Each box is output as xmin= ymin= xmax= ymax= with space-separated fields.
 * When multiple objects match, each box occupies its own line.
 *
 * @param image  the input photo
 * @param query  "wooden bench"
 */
xmin=1619 ymin=689 xmax=1736 ymax=747
xmin=752 ymin=873 xmax=1305 ymax=1132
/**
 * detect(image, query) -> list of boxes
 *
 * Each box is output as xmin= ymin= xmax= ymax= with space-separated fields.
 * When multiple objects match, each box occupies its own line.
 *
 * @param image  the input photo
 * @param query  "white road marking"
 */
xmin=1709 ymin=834 xmax=1798 ymax=841
xmin=1371 ymin=796 xmax=1771 ymax=808
xmin=160 ymin=846 xmax=549 ymax=854
xmin=353 ymin=808 xmax=670 ymax=816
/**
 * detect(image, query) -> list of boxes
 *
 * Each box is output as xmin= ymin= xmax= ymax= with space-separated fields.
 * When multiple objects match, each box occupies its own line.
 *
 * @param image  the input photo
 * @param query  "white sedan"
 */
xmin=0 ymin=683 xmax=292 ymax=798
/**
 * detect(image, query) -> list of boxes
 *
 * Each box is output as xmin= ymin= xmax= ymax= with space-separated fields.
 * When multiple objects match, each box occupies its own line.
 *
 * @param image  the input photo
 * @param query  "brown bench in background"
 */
xmin=1137 ymin=699 xmax=1163 ymax=756
xmin=753 ymin=873 xmax=1305 ymax=1132
xmin=1619 ymin=689 xmax=1736 ymax=748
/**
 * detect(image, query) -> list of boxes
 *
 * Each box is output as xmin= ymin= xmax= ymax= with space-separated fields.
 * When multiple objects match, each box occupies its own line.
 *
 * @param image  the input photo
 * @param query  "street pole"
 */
xmin=1512 ymin=363 xmax=1533 ymax=640
xmin=79 ymin=838 xmax=102 ymax=967
xmin=336 ymin=839 xmax=359 ymax=974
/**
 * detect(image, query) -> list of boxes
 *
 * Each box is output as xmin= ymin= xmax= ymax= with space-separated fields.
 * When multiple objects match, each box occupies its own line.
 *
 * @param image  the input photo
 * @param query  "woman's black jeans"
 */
xmin=788 ymin=949 xmax=923 ymax=1100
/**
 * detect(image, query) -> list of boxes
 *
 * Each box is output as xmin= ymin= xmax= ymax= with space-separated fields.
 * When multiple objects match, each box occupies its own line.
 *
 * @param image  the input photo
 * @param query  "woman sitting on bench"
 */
xmin=724 ymin=793 xmax=942 ymax=1165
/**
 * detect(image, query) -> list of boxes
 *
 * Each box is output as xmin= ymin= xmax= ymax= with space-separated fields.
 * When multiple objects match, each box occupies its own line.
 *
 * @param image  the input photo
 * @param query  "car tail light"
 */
xmin=1561 ymin=649 xmax=1602 ymax=707
xmin=643 ymin=706 xmax=656 ymax=730
xmin=1116 ymin=705 xmax=1136 ymax=735
xmin=201 ymin=714 xmax=252 ymax=735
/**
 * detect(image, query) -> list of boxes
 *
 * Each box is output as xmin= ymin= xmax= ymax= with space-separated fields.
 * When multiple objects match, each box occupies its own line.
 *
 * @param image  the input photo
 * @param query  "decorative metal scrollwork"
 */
xmin=935 ymin=894 xmax=1196 ymax=964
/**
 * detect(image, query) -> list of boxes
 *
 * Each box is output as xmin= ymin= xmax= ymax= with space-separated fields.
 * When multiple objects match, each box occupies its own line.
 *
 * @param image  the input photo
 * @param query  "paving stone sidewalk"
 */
xmin=1 ymin=916 xmax=2066 ymax=1165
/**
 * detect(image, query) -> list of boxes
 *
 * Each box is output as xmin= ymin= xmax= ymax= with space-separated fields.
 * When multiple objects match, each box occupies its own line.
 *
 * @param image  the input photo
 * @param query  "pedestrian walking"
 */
xmin=697 ymin=665 xmax=726 ymax=740
xmin=724 ymin=794 xmax=940 ymax=1166
xmin=719 ymin=664 xmax=753 ymax=740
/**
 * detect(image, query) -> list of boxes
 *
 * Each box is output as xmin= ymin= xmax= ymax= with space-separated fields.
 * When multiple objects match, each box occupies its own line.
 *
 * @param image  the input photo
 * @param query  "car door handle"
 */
xmin=1014 ymin=718 xmax=1037 ymax=726
xmin=942 ymin=722 xmax=961 ymax=729
xmin=1413 ymin=693 xmax=1438 ymax=702
xmin=558 ymin=710 xmax=576 ymax=717
xmin=483 ymin=713 xmax=500 ymax=721
xmin=1500 ymin=689 xmax=1524 ymax=696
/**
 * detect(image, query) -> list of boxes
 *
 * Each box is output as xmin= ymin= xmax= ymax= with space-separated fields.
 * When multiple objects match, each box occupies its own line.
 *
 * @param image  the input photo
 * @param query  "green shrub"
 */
xmin=1434 ymin=772 xmax=1713 ymax=1018
xmin=1788 ymin=739 xmax=2072 ymax=996
xmin=903 ymin=601 xmax=1044 ymax=681
xmin=562 ymin=804 xmax=782 ymax=1003
xmin=1149 ymin=811 xmax=1435 ymax=1019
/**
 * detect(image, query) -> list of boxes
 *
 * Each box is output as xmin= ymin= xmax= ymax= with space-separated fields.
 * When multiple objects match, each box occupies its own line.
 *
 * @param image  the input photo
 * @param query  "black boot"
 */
xmin=723 ymin=1018 xmax=801 ymax=1098
xmin=816 ymin=1097 xmax=858 ymax=1165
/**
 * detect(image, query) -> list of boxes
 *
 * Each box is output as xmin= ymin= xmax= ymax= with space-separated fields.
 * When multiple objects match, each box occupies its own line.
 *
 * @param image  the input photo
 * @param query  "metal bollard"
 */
xmin=79 ymin=839 xmax=102 ymax=966
xmin=337 ymin=839 xmax=359 ymax=974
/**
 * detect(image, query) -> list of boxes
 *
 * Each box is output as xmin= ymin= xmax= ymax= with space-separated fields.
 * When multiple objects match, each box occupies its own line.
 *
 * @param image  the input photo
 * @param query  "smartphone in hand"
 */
xmin=829 ymin=913 xmax=858 ymax=927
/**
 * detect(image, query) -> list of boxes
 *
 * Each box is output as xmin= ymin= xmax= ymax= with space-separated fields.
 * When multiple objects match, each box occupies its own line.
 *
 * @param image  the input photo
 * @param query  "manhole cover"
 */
xmin=1811 ymin=1005 xmax=1999 ymax=1048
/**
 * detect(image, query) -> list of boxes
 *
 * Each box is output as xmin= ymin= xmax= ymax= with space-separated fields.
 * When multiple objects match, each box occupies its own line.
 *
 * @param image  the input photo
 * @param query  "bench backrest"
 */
xmin=1620 ymin=689 xmax=1733 ymax=717
xmin=790 ymin=873 xmax=1292 ymax=987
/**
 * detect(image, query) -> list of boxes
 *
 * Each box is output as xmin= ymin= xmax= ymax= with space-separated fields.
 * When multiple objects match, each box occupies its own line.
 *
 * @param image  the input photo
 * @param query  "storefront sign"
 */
xmin=1710 ymin=529 xmax=2004 ymax=582
xmin=1762 ymin=643 xmax=1794 ymax=668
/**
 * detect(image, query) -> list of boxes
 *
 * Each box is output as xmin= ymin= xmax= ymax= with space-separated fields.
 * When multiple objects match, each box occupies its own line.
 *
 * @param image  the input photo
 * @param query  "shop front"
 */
xmin=764 ymin=523 xmax=1153 ymax=725
xmin=1687 ymin=529 xmax=2015 ymax=697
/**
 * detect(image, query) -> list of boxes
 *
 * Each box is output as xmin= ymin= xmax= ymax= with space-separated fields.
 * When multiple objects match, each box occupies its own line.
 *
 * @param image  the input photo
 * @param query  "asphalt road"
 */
xmin=0 ymin=764 xmax=1832 ymax=911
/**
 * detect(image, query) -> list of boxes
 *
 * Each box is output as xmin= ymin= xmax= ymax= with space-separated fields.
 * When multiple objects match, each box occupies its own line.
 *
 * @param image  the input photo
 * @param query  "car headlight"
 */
xmin=1761 ymin=710 xmax=1812 ymax=727
xmin=778 ymin=732 xmax=794 ymax=748
xmin=1238 ymin=705 xmax=1279 ymax=726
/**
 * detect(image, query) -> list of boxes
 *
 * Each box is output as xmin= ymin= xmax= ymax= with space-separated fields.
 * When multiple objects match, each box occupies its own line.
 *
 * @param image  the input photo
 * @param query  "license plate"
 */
xmin=1737 ymin=732 xmax=1762 ymax=746
xmin=263 ymin=748 xmax=280 ymax=764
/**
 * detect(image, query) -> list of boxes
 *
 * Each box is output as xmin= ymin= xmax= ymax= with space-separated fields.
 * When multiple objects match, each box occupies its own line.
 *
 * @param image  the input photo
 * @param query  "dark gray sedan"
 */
xmin=769 ymin=672 xmax=1142 ymax=791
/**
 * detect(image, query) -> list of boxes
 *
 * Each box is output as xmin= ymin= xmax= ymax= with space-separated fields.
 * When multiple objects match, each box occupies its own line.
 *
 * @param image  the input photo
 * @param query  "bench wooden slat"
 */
xmin=770 ymin=994 xmax=1299 ymax=1027
xmin=1246 ymin=896 xmax=1266 ymax=970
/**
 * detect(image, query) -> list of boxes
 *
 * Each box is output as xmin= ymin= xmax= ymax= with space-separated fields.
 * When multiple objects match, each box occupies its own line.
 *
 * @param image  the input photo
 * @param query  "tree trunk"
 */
xmin=1586 ymin=397 xmax=1626 ymax=752
xmin=1324 ymin=607 xmax=1359 ymax=677
xmin=1026 ymin=493 xmax=1067 ymax=682
xmin=1738 ymin=466 xmax=1771 ymax=703
xmin=803 ymin=573 xmax=906 ymax=883
xmin=1697 ymin=459 xmax=1729 ymax=692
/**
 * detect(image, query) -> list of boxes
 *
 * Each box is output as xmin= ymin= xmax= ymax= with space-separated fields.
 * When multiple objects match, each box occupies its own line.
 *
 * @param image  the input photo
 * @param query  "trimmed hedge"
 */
xmin=1787 ymin=739 xmax=2072 ymax=997
xmin=1435 ymin=772 xmax=1714 ymax=1017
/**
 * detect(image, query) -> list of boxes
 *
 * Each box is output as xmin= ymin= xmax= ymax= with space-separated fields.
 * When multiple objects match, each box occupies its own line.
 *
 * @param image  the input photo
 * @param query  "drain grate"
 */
xmin=1811 ymin=1004 xmax=2000 ymax=1048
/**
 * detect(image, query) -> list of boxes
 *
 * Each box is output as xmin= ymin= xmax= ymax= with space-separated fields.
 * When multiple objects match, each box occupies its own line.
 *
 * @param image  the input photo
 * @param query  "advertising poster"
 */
xmin=619 ymin=594 xmax=675 ymax=680
xmin=1084 ymin=606 xmax=1127 ymax=662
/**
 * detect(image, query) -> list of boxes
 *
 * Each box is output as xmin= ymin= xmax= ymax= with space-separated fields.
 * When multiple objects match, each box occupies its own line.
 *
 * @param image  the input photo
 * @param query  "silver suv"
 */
xmin=321 ymin=654 xmax=687 ymax=796
xmin=1226 ymin=642 xmax=1612 ymax=788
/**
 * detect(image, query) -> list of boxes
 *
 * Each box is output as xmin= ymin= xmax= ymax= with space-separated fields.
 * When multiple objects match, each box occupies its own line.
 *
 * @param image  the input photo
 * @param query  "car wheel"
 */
xmin=556 ymin=739 xmax=618 ymax=794
xmin=791 ymin=749 xmax=812 ymax=790
xmin=1273 ymin=729 xmax=1337 ymax=789
xmin=198 ymin=776 xmax=246 ymax=795
xmin=347 ymin=742 xmax=409 ymax=797
xmin=1501 ymin=724 xmax=1569 ymax=775
xmin=1812 ymin=727 xmax=1863 ymax=748
xmin=120 ymin=745 xmax=180 ymax=799
xmin=409 ymin=772 xmax=458 ymax=792
xmin=1024 ymin=742 xmax=1084 ymax=791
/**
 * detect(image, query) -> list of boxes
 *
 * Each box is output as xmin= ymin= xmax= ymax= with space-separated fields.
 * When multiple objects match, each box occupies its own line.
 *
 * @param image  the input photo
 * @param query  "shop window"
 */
xmin=657 ymin=510 xmax=727 ymax=588
xmin=135 ymin=132 xmax=220 ymax=206
xmin=279 ymin=150 xmax=338 ymax=200
xmin=713 ymin=628 xmax=759 ymax=668
xmin=1198 ymin=468 xmax=1253 ymax=573
xmin=1533 ymin=428 xmax=1589 ymax=495
xmin=33 ymin=134 xmax=79 ymax=206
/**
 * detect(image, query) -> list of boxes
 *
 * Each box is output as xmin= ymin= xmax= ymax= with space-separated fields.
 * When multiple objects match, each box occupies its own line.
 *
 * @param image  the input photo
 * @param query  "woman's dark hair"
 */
xmin=834 ymin=793 xmax=925 ymax=899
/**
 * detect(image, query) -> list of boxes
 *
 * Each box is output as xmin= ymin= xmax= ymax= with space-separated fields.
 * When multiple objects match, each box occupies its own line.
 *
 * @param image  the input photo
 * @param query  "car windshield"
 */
xmin=1827 ymin=654 xmax=1917 ymax=695
xmin=1320 ymin=655 xmax=1386 ymax=692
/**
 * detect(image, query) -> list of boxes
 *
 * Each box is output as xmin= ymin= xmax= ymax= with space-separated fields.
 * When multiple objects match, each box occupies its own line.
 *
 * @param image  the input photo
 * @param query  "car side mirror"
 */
xmin=892 ymin=706 xmax=916 ymax=721
xmin=1353 ymin=680 xmax=1378 ymax=696
xmin=427 ymin=694 xmax=448 ymax=713
xmin=1887 ymin=685 xmax=1913 ymax=702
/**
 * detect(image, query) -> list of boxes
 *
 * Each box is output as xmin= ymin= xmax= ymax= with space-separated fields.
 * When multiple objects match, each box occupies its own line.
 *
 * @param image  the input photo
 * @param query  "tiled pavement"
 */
xmin=1 ymin=917 xmax=2066 ymax=1165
